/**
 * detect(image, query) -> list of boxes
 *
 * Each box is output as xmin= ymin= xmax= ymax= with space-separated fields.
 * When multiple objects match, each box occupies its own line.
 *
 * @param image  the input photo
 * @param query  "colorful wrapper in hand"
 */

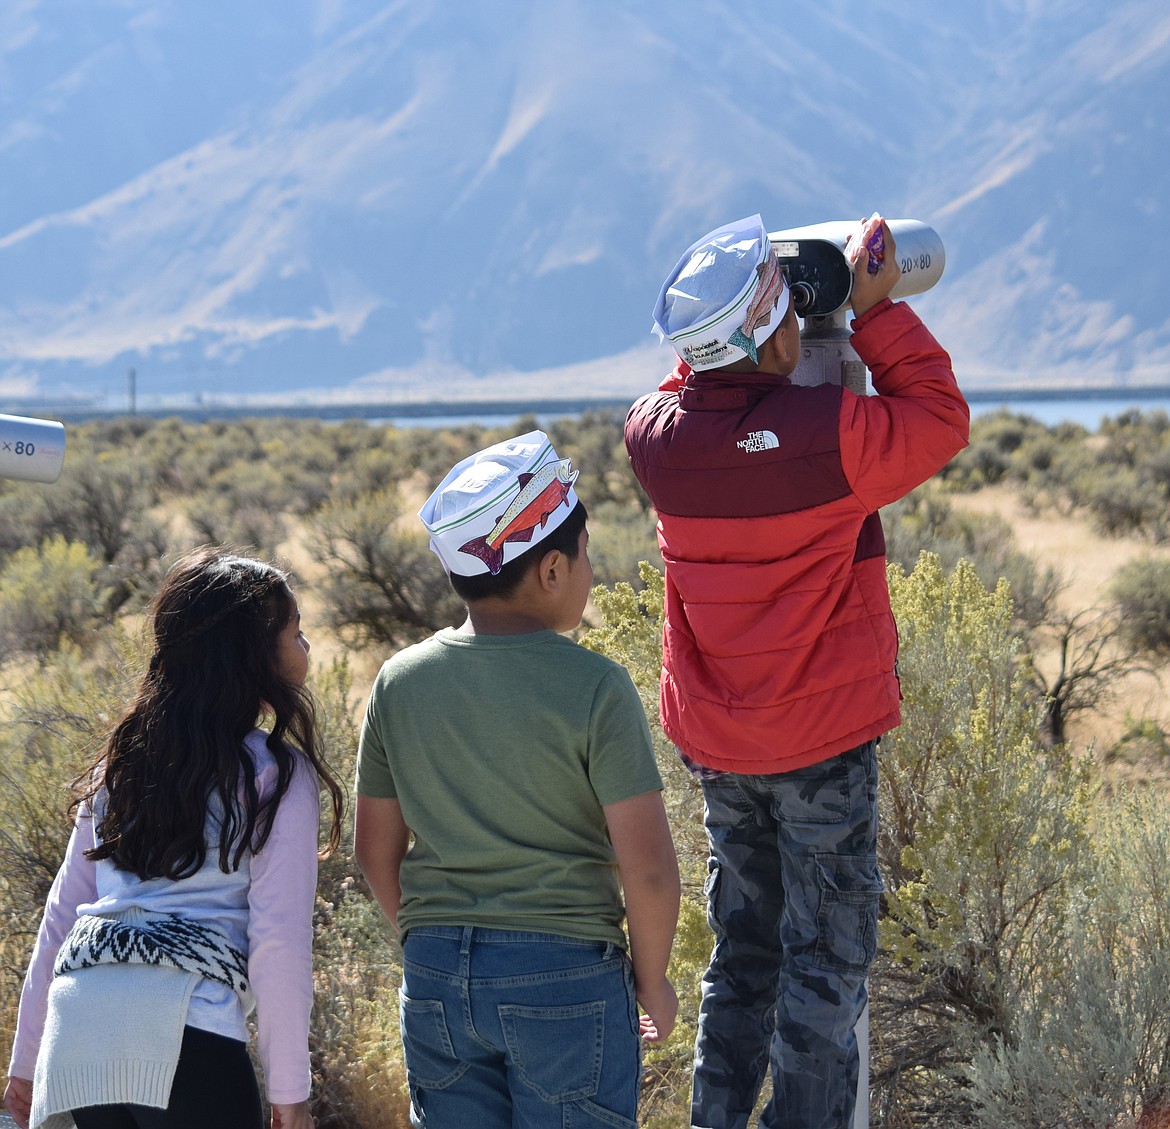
xmin=848 ymin=212 xmax=885 ymax=275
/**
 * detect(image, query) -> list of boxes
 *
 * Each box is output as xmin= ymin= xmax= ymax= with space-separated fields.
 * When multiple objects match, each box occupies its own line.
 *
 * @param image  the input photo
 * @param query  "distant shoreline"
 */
xmin=24 ymin=397 xmax=642 ymax=423
xmin=6 ymin=385 xmax=1170 ymax=424
xmin=962 ymin=385 xmax=1170 ymax=403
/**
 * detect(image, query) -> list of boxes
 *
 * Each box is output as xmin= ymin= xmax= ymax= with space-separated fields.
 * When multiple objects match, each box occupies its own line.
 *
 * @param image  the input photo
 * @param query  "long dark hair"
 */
xmin=78 ymin=547 xmax=344 ymax=880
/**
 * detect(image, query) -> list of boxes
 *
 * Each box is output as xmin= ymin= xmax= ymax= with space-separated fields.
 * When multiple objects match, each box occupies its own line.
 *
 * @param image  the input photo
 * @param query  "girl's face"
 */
xmin=275 ymin=596 xmax=311 ymax=688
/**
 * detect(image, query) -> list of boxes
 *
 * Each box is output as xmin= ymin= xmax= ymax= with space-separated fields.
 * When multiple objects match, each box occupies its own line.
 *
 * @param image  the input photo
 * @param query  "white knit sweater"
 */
xmin=31 ymin=962 xmax=198 ymax=1129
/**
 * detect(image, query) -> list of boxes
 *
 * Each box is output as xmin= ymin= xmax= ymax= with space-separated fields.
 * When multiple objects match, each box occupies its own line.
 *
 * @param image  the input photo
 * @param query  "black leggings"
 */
xmin=71 ymin=1026 xmax=263 ymax=1129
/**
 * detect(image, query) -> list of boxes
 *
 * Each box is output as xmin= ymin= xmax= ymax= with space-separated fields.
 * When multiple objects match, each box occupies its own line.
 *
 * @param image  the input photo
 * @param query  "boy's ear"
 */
xmin=536 ymin=547 xmax=564 ymax=592
xmin=772 ymin=320 xmax=798 ymax=369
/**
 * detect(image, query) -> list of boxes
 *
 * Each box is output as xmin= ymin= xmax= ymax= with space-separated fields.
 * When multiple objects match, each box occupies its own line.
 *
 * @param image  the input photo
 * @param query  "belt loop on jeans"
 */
xmin=460 ymin=926 xmax=473 ymax=956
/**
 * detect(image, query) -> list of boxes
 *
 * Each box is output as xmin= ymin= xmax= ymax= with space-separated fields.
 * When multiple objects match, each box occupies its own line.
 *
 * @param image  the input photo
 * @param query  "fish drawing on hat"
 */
xmin=726 ymin=248 xmax=786 ymax=364
xmin=458 ymin=458 xmax=579 ymax=575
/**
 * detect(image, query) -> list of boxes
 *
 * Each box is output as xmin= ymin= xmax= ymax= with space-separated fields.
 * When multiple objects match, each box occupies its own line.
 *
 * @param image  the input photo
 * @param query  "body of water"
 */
xmin=965 ymin=391 xmax=1170 ymax=430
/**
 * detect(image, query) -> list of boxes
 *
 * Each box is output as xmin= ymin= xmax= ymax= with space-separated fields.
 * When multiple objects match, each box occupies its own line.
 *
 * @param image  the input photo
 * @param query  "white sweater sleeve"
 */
xmin=246 ymin=754 xmax=321 ymax=1104
xmin=7 ymin=808 xmax=99 ymax=1079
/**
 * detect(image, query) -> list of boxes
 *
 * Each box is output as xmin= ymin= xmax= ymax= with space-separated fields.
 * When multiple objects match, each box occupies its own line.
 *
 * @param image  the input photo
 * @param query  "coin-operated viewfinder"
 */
xmin=770 ymin=219 xmax=945 ymax=393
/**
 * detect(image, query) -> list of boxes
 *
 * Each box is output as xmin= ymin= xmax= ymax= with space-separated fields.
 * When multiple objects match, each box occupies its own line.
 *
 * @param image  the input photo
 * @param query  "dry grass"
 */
xmin=949 ymin=484 xmax=1170 ymax=761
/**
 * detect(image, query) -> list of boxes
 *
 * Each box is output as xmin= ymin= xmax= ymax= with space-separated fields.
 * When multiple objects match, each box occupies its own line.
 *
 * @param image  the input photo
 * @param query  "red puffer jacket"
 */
xmin=624 ymin=299 xmax=970 ymax=773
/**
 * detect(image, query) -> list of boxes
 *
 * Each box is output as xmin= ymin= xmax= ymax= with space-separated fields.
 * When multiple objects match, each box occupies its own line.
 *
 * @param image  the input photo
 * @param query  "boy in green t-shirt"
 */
xmin=354 ymin=430 xmax=680 ymax=1129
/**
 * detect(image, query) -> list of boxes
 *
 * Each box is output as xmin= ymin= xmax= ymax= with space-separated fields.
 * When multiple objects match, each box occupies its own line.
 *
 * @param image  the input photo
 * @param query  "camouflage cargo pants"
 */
xmin=691 ymin=740 xmax=881 ymax=1129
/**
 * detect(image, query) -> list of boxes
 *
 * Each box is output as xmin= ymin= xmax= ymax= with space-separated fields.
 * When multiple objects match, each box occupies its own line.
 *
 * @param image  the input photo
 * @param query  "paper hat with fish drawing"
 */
xmin=419 ymin=430 xmax=581 ymax=576
xmin=653 ymin=213 xmax=790 ymax=372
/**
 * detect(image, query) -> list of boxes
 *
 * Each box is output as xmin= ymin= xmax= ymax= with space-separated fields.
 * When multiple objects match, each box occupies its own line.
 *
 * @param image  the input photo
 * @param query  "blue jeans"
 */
xmin=691 ymin=741 xmax=881 ymax=1129
xmin=400 ymin=926 xmax=641 ymax=1128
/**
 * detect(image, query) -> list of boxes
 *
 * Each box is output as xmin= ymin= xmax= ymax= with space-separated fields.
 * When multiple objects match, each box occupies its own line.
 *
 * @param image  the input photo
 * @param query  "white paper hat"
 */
xmin=652 ymin=214 xmax=790 ymax=371
xmin=419 ymin=430 xmax=581 ymax=577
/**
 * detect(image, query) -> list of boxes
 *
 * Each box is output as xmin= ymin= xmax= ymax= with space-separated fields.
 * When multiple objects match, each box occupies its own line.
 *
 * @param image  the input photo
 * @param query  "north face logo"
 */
xmin=736 ymin=430 xmax=780 ymax=453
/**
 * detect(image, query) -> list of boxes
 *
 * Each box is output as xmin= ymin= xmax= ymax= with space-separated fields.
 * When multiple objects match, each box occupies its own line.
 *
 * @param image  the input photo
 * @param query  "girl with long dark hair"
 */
xmin=4 ymin=548 xmax=344 ymax=1129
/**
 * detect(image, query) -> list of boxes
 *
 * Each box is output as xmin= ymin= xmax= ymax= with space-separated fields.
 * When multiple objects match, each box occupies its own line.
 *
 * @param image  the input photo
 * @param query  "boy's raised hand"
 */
xmin=848 ymin=217 xmax=902 ymax=319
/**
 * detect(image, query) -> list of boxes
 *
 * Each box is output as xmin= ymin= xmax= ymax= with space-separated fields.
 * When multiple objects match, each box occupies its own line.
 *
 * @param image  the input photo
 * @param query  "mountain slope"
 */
xmin=1 ymin=0 xmax=1167 ymax=406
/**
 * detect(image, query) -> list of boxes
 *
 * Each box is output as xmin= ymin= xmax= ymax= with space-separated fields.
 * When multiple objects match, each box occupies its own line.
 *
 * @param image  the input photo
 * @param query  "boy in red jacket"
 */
xmin=624 ymin=214 xmax=969 ymax=1129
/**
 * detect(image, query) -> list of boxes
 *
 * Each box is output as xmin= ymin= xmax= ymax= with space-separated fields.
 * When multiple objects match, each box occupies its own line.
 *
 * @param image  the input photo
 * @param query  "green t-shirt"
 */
xmin=356 ymin=628 xmax=662 ymax=946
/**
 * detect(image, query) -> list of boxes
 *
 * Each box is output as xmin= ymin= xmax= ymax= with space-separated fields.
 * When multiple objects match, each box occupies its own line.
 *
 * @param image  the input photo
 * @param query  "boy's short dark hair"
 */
xmin=449 ymin=500 xmax=588 ymax=603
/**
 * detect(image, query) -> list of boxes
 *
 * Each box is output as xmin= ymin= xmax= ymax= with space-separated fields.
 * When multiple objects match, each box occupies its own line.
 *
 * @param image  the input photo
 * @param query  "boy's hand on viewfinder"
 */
xmin=848 ymin=218 xmax=901 ymax=319
xmin=637 ymin=975 xmax=679 ymax=1043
